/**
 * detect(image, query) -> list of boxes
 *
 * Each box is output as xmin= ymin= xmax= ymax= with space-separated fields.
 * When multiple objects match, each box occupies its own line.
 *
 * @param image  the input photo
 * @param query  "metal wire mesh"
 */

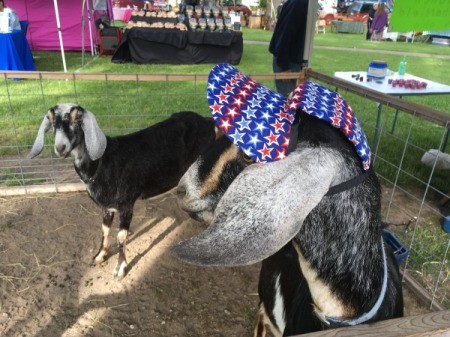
xmin=0 ymin=70 xmax=449 ymax=310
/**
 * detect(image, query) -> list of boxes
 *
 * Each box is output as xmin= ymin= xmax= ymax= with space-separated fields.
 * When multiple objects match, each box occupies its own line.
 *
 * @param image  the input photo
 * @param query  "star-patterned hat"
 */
xmin=207 ymin=63 xmax=371 ymax=171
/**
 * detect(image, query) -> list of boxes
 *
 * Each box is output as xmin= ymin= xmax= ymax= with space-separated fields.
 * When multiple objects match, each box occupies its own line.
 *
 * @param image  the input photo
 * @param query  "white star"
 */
xmin=207 ymin=82 xmax=217 ymax=91
xmin=265 ymin=102 xmax=276 ymax=111
xmin=242 ymin=146 xmax=255 ymax=157
xmin=270 ymin=95 xmax=282 ymax=103
xmin=254 ymin=121 xmax=268 ymax=133
xmin=248 ymin=133 xmax=263 ymax=146
xmin=260 ymin=110 xmax=272 ymax=121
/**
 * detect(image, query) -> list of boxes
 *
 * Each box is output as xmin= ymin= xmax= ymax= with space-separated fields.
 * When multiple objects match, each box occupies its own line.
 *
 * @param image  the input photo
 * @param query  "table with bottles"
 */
xmin=334 ymin=71 xmax=450 ymax=151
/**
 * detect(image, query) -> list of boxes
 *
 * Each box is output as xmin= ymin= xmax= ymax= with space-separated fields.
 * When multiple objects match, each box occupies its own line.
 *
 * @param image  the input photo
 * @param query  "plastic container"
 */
xmin=443 ymin=215 xmax=450 ymax=233
xmin=367 ymin=60 xmax=388 ymax=80
xmin=398 ymin=56 xmax=407 ymax=77
xmin=382 ymin=230 xmax=409 ymax=265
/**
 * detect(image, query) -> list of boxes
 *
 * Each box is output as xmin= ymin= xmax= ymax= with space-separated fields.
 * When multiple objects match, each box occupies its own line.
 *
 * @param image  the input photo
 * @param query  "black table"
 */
xmin=111 ymin=28 xmax=243 ymax=65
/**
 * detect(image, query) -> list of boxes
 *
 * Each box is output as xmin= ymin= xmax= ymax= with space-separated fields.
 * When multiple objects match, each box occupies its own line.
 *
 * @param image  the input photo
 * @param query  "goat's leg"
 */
xmin=93 ymin=209 xmax=114 ymax=264
xmin=114 ymin=207 xmax=132 ymax=279
xmin=253 ymin=313 xmax=267 ymax=337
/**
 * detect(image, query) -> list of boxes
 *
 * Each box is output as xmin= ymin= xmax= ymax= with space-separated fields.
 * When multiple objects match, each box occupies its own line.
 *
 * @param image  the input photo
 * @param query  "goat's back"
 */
xmin=96 ymin=111 xmax=216 ymax=202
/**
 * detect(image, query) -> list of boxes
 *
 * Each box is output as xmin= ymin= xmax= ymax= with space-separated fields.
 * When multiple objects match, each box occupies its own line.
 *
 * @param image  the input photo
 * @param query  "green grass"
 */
xmin=2 ymin=27 xmax=448 ymax=307
xmin=1 ymin=28 xmax=449 ymax=195
xmin=313 ymin=27 xmax=450 ymax=56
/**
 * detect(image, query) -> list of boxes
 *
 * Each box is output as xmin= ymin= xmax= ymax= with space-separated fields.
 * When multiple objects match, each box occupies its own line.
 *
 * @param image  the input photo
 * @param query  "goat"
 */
xmin=28 ymin=104 xmax=216 ymax=279
xmin=172 ymin=64 xmax=403 ymax=336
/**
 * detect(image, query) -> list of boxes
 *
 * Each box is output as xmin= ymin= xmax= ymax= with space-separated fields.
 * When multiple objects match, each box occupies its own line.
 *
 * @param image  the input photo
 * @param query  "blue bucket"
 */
xmin=382 ymin=230 xmax=409 ymax=265
xmin=443 ymin=215 xmax=450 ymax=234
xmin=367 ymin=60 xmax=388 ymax=80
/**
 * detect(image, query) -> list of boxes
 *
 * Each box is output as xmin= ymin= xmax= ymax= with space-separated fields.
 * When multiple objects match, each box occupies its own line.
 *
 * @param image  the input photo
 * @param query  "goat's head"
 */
xmin=172 ymin=64 xmax=372 ymax=267
xmin=176 ymin=131 xmax=252 ymax=224
xmin=28 ymin=103 xmax=107 ymax=161
xmin=174 ymin=129 xmax=346 ymax=266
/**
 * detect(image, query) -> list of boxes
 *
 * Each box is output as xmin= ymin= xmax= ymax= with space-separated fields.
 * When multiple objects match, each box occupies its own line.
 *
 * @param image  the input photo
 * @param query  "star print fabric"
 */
xmin=207 ymin=64 xmax=371 ymax=171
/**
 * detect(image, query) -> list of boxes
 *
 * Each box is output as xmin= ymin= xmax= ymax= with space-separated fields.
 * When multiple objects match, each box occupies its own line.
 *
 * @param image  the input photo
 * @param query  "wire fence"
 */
xmin=0 ymin=70 xmax=449 ymax=310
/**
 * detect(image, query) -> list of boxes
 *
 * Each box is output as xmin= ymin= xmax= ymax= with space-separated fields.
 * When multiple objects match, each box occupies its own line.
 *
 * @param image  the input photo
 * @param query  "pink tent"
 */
xmin=12 ymin=0 xmax=111 ymax=51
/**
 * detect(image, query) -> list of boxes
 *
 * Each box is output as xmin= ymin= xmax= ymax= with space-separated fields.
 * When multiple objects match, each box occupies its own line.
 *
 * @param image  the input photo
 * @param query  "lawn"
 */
xmin=1 ymin=26 xmax=449 ymax=311
xmin=0 ymin=26 xmax=449 ymax=195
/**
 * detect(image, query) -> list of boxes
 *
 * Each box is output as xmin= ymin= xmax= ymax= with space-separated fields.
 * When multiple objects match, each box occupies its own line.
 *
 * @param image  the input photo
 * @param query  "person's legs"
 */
xmin=273 ymin=57 xmax=300 ymax=97
xmin=366 ymin=22 xmax=372 ymax=40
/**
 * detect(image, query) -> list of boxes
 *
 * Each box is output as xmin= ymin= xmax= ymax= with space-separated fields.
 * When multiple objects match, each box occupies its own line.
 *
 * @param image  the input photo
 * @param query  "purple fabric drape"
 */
xmin=13 ymin=0 xmax=111 ymax=51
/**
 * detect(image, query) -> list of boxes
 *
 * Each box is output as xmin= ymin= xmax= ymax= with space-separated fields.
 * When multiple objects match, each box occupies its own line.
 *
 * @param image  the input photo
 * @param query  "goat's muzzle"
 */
xmin=55 ymin=144 xmax=67 ymax=157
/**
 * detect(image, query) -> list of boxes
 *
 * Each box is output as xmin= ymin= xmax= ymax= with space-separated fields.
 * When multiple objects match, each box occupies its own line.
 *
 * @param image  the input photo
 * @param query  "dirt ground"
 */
xmin=0 ymin=190 xmax=430 ymax=337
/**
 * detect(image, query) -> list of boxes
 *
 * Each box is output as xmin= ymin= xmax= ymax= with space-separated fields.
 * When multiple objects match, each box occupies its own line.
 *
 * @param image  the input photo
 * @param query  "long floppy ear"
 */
xmin=78 ymin=108 xmax=107 ymax=161
xmin=27 ymin=113 xmax=52 ymax=159
xmin=172 ymin=147 xmax=341 ymax=266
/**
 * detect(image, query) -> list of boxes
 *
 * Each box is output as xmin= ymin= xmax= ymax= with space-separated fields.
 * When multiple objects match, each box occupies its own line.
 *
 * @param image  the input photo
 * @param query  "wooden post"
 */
xmin=294 ymin=310 xmax=450 ymax=337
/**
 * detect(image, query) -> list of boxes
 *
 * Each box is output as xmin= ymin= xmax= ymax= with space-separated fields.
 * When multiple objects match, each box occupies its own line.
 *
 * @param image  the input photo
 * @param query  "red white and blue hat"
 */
xmin=207 ymin=63 xmax=371 ymax=171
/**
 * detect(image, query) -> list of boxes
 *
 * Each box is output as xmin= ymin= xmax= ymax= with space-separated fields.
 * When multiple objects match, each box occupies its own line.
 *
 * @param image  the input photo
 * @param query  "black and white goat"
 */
xmin=173 ymin=111 xmax=403 ymax=336
xmin=28 ymin=103 xmax=215 ymax=279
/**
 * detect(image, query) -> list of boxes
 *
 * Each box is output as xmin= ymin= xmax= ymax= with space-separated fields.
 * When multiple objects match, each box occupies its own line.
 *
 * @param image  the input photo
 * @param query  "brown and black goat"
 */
xmin=173 ymin=110 xmax=403 ymax=336
xmin=28 ymin=104 xmax=216 ymax=279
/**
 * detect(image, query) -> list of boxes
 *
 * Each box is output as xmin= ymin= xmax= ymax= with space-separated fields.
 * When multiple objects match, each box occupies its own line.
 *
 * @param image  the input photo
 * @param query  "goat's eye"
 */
xmin=241 ymin=152 xmax=254 ymax=164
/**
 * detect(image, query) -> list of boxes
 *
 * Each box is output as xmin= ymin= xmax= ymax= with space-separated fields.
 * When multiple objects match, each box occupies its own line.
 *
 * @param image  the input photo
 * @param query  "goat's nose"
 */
xmin=55 ymin=144 xmax=66 ymax=154
xmin=176 ymin=185 xmax=186 ymax=199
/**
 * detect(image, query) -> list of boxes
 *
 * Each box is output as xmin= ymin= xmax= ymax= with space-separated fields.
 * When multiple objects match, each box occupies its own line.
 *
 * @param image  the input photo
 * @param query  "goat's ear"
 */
xmin=77 ymin=107 xmax=107 ymax=161
xmin=172 ymin=148 xmax=340 ymax=266
xmin=27 ymin=110 xmax=54 ymax=159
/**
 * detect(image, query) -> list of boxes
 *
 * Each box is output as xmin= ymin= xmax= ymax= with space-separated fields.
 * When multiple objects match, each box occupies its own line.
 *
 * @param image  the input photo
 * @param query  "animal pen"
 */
xmin=0 ymin=69 xmax=449 ymax=331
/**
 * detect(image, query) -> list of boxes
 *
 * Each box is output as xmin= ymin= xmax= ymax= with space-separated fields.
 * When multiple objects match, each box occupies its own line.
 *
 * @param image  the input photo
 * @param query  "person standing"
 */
xmin=370 ymin=2 xmax=388 ymax=42
xmin=269 ymin=0 xmax=309 ymax=97
xmin=0 ymin=0 xmax=21 ymax=31
xmin=276 ymin=0 xmax=284 ymax=19
xmin=366 ymin=2 xmax=378 ymax=40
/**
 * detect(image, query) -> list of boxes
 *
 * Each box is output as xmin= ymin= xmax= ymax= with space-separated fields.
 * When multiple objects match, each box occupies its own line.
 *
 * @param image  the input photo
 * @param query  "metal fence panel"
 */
xmin=0 ymin=71 xmax=448 ymax=310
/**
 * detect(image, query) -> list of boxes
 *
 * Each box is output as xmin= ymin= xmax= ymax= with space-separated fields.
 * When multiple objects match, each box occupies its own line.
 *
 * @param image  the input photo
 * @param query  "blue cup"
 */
xmin=443 ymin=215 xmax=450 ymax=234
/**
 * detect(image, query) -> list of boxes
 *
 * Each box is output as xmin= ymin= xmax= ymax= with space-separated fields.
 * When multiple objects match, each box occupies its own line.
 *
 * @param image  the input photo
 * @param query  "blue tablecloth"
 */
xmin=0 ymin=30 xmax=35 ymax=71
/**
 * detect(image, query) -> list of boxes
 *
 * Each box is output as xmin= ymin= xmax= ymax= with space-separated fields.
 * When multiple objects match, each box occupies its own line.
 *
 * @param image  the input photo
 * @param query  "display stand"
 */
xmin=112 ymin=6 xmax=244 ymax=64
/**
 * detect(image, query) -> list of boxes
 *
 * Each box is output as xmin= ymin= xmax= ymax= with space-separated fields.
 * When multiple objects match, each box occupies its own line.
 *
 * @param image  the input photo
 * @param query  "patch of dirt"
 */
xmin=0 ymin=191 xmax=429 ymax=337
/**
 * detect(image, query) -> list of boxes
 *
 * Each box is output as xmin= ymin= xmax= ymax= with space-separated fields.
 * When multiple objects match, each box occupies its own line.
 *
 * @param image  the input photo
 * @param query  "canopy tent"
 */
xmin=13 ymin=0 xmax=110 ymax=51
xmin=13 ymin=0 xmax=113 ymax=71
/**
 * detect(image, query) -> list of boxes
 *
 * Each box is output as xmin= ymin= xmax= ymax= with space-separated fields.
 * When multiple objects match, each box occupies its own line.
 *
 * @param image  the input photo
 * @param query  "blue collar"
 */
xmin=319 ymin=238 xmax=388 ymax=327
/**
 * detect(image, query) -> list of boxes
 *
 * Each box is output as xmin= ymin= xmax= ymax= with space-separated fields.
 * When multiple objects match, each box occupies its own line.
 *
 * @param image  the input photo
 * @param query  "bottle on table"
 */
xmin=398 ymin=56 xmax=407 ymax=77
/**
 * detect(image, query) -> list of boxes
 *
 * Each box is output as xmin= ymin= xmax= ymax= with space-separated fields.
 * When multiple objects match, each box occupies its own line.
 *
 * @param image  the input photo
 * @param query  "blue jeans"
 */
xmin=273 ymin=57 xmax=301 ymax=97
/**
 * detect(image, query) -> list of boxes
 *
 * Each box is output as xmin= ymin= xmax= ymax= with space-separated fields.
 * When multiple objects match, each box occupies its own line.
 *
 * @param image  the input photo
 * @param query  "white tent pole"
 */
xmin=303 ymin=0 xmax=319 ymax=68
xmin=86 ymin=0 xmax=94 ymax=57
xmin=82 ymin=0 xmax=86 ymax=66
xmin=53 ymin=0 xmax=67 ymax=72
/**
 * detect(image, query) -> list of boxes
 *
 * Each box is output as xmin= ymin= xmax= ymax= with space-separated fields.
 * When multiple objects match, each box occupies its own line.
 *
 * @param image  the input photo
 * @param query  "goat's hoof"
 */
xmin=93 ymin=251 xmax=108 ymax=265
xmin=114 ymin=261 xmax=128 ymax=280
